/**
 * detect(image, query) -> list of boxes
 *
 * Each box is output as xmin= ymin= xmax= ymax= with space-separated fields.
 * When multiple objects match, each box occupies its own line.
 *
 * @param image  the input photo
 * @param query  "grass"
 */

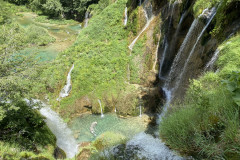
xmin=160 ymin=33 xmax=240 ymax=159
xmin=38 ymin=0 xmax=147 ymax=119
xmin=0 ymin=141 xmax=55 ymax=160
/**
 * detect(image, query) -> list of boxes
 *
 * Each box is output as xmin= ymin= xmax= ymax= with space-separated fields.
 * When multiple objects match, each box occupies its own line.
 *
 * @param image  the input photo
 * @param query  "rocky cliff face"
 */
xmin=127 ymin=0 xmax=240 ymax=103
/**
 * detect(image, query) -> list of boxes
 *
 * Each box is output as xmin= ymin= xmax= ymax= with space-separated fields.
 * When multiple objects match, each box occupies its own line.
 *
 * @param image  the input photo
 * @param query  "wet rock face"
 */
xmin=74 ymin=96 xmax=92 ymax=114
xmin=54 ymin=146 xmax=66 ymax=159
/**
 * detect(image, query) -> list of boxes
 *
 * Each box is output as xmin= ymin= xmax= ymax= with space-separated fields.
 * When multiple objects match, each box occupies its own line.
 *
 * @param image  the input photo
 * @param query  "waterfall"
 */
xmin=84 ymin=11 xmax=89 ymax=28
xmin=157 ymin=88 xmax=172 ymax=124
xmin=139 ymin=0 xmax=142 ymax=6
xmin=159 ymin=2 xmax=177 ymax=79
xmin=98 ymin=99 xmax=104 ymax=118
xmin=124 ymin=7 xmax=128 ymax=26
xmin=57 ymin=64 xmax=74 ymax=101
xmin=128 ymin=3 xmax=153 ymax=51
xmin=204 ymin=49 xmax=220 ymax=71
xmin=165 ymin=18 xmax=199 ymax=89
xmin=165 ymin=8 xmax=216 ymax=92
xmin=159 ymin=36 xmax=168 ymax=78
xmin=40 ymin=107 xmax=78 ymax=158
xmin=173 ymin=8 xmax=217 ymax=92
xmin=139 ymin=105 xmax=142 ymax=117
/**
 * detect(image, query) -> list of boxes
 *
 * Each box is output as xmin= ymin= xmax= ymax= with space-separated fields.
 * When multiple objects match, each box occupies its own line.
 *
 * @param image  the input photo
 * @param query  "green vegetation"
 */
xmin=0 ymin=141 xmax=55 ymax=160
xmin=160 ymin=34 xmax=240 ymax=159
xmin=0 ymin=1 xmax=57 ymax=158
xmin=6 ymin=0 xmax=100 ymax=21
xmin=192 ymin=0 xmax=240 ymax=40
xmin=40 ymin=0 xmax=143 ymax=118
xmin=93 ymin=131 xmax=127 ymax=150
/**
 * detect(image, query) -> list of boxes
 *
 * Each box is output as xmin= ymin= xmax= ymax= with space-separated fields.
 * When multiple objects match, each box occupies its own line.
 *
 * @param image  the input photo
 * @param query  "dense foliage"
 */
xmin=5 ymin=0 xmax=100 ymax=21
xmin=0 ymin=1 xmax=56 ymax=158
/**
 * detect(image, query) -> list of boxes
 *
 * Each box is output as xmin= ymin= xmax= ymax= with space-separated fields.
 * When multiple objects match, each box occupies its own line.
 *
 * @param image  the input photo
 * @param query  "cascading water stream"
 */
xmin=128 ymin=5 xmax=153 ymax=51
xmin=204 ymin=49 xmax=220 ymax=71
xmin=159 ymin=2 xmax=177 ymax=79
xmin=84 ymin=11 xmax=89 ymax=28
xmin=57 ymin=64 xmax=74 ymax=101
xmin=173 ymin=8 xmax=217 ymax=92
xmin=165 ymin=18 xmax=199 ymax=89
xmin=40 ymin=107 xmax=78 ymax=158
xmin=98 ymin=99 xmax=104 ymax=118
xmin=165 ymin=8 xmax=216 ymax=92
xmin=124 ymin=7 xmax=128 ymax=26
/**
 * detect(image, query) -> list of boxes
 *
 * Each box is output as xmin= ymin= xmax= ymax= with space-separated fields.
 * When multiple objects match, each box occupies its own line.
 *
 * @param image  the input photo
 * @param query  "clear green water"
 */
xmin=70 ymin=113 xmax=147 ymax=143
xmin=14 ymin=13 xmax=81 ymax=61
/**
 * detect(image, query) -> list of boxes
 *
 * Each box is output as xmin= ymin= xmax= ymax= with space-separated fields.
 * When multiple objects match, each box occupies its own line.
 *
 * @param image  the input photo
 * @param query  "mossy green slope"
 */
xmin=44 ymin=0 xmax=134 ymax=117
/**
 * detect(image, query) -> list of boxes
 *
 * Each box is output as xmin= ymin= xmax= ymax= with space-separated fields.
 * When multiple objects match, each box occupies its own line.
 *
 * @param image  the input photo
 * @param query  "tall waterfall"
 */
xmin=165 ymin=8 xmax=217 ymax=95
xmin=124 ymin=7 xmax=128 ymax=26
xmin=173 ymin=8 xmax=217 ymax=92
xmin=128 ymin=2 xmax=153 ymax=51
xmin=40 ymin=107 xmax=78 ymax=158
xmin=57 ymin=64 xmax=74 ymax=101
xmin=159 ymin=2 xmax=177 ymax=79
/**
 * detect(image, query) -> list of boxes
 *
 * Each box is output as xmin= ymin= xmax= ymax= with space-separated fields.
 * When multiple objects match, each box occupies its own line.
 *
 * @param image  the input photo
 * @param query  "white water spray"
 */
xmin=98 ymin=99 xmax=104 ymax=118
xmin=57 ymin=64 xmax=74 ymax=101
xmin=204 ymin=49 xmax=220 ymax=71
xmin=40 ymin=107 xmax=78 ymax=158
xmin=124 ymin=7 xmax=128 ymax=26
xmin=84 ymin=11 xmax=89 ymax=28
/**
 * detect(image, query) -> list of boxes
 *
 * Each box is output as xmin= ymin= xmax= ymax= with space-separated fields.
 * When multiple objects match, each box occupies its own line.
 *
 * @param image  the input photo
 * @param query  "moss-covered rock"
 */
xmin=53 ymin=146 xmax=66 ymax=159
xmin=92 ymin=131 xmax=127 ymax=151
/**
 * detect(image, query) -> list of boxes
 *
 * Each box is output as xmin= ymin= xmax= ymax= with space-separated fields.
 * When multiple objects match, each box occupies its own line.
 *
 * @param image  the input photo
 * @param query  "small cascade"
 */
xmin=40 ymin=107 xmax=78 ymax=158
xmin=84 ymin=11 xmax=89 ymax=28
xmin=98 ymin=99 xmax=104 ymax=118
xmin=204 ymin=49 xmax=220 ymax=71
xmin=139 ymin=105 xmax=142 ymax=117
xmin=57 ymin=64 xmax=74 ymax=101
xmin=128 ymin=3 xmax=153 ymax=51
xmin=157 ymin=88 xmax=172 ymax=124
xmin=173 ymin=8 xmax=217 ymax=92
xmin=158 ymin=2 xmax=177 ymax=79
xmin=124 ymin=7 xmax=128 ymax=26
xmin=139 ymin=0 xmax=142 ymax=6
xmin=114 ymin=107 xmax=117 ymax=112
